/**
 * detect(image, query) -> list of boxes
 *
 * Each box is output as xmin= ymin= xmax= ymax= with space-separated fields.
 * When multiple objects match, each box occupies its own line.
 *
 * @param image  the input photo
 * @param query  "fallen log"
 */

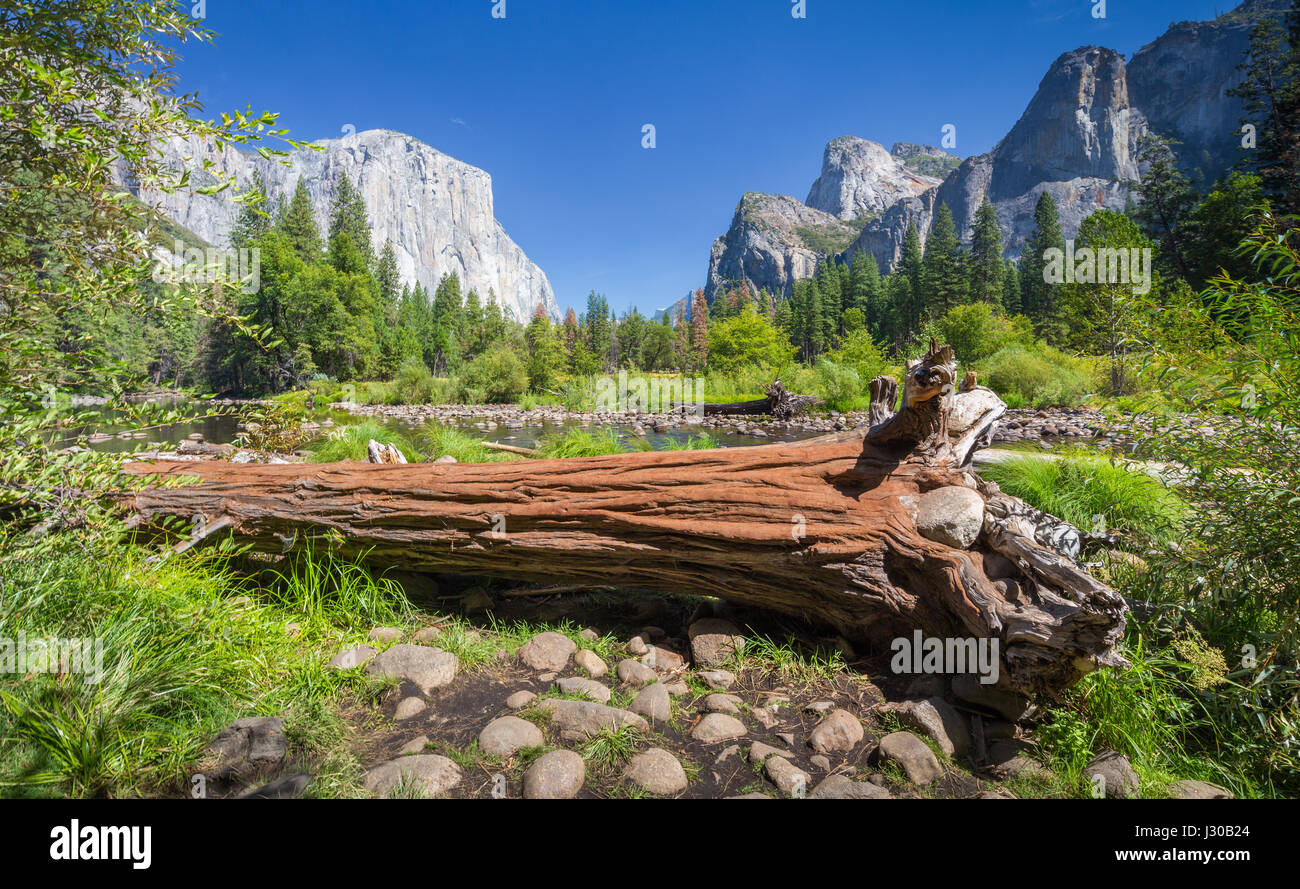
xmin=688 ymin=380 xmax=821 ymax=419
xmin=123 ymin=340 xmax=1127 ymax=697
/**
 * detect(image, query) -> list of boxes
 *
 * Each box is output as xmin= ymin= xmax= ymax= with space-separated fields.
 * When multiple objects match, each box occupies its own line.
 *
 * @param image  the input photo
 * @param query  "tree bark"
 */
xmin=122 ymin=341 xmax=1127 ymax=697
xmin=691 ymin=380 xmax=821 ymax=419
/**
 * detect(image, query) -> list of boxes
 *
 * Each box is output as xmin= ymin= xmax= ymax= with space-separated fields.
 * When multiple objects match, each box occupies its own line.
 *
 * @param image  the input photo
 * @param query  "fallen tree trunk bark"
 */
xmin=122 ymin=341 xmax=1126 ymax=697
xmin=689 ymin=380 xmax=821 ymax=419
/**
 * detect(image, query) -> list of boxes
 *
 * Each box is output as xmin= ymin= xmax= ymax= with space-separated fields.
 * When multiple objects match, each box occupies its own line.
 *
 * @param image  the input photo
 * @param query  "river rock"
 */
xmin=574 ymin=648 xmax=608 ymax=678
xmin=623 ymin=748 xmax=688 ymax=795
xmin=537 ymin=699 xmax=648 ymax=742
xmin=364 ymin=754 xmax=462 ymax=798
xmin=808 ymin=709 xmax=864 ymax=754
xmin=523 ymin=750 xmax=585 ymax=799
xmin=879 ymin=731 xmax=943 ymax=785
xmin=365 ymin=644 xmax=458 ymax=694
xmin=915 ymin=485 xmax=985 ymax=549
xmin=478 ymin=715 xmax=544 ymax=756
xmin=691 ymin=713 xmax=747 ymax=744
xmin=629 ymin=682 xmax=671 ymax=722
xmin=519 ymin=632 xmax=576 ymax=671
xmin=554 ymin=676 xmax=612 ymax=703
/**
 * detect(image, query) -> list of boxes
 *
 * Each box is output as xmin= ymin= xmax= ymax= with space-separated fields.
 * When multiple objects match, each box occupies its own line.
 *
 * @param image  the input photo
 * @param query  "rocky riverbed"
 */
xmin=338 ymin=401 xmax=1139 ymax=450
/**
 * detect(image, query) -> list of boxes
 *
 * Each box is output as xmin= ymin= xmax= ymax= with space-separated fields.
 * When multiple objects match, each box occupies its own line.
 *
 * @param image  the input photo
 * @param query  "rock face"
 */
xmin=805 ymin=136 xmax=945 ymax=221
xmin=704 ymin=193 xmax=856 ymax=302
xmin=1127 ymin=0 xmax=1291 ymax=184
xmin=706 ymin=0 xmax=1281 ymax=296
xmin=846 ymin=46 xmax=1144 ymax=269
xmin=131 ymin=128 xmax=558 ymax=323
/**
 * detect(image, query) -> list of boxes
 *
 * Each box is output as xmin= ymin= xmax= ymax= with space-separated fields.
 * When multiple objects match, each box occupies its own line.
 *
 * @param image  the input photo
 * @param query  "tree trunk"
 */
xmin=122 ymin=341 xmax=1127 ymax=698
xmin=691 ymin=380 xmax=821 ymax=419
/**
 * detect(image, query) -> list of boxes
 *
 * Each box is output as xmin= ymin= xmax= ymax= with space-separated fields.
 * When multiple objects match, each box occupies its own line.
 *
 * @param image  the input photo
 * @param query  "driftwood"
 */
xmin=123 ymin=340 xmax=1127 ymax=698
xmin=691 ymin=380 xmax=821 ymax=419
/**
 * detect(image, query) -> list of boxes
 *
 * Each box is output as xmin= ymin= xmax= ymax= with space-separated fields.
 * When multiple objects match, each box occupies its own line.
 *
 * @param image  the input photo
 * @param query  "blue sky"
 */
xmin=177 ymin=0 xmax=1235 ymax=315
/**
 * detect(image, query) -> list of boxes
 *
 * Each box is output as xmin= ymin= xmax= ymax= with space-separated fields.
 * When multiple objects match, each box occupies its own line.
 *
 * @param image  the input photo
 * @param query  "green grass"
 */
xmin=417 ymin=423 xmax=519 ymax=464
xmin=0 ymin=540 xmax=394 ymax=797
xmin=307 ymin=420 xmax=421 ymax=463
xmin=979 ymin=449 xmax=1186 ymax=543
xmin=735 ymin=634 xmax=847 ymax=683
xmin=536 ymin=428 xmax=627 ymax=459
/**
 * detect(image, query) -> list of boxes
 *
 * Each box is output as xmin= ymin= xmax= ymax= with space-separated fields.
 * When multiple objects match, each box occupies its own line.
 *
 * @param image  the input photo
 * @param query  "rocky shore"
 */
xmin=338 ymin=401 xmax=1136 ymax=449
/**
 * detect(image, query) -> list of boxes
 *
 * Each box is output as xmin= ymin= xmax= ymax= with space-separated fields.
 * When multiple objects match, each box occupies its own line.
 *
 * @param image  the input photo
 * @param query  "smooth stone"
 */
xmin=1085 ymin=750 xmax=1139 ymax=799
xmin=616 ymin=659 xmax=657 ymax=686
xmin=574 ymin=649 xmax=608 ymax=678
xmin=623 ymin=747 xmax=688 ymax=795
xmin=690 ymin=713 xmax=747 ymax=744
xmin=748 ymin=740 xmax=794 ymax=765
xmin=364 ymin=754 xmax=462 ymax=797
xmin=884 ymin=698 xmax=970 ymax=758
xmin=368 ymin=626 xmax=403 ymax=643
xmin=554 ymin=676 xmax=612 ymax=703
xmin=519 ymin=632 xmax=576 ymax=672
xmin=698 ymin=669 xmax=736 ymax=690
xmin=328 ymin=644 xmax=377 ymax=670
xmin=505 ymin=690 xmax=537 ymax=710
xmin=766 ymin=756 xmax=811 ymax=797
xmin=1171 ymin=779 xmax=1233 ymax=799
xmin=879 ymin=732 xmax=943 ymax=786
xmin=413 ymin=626 xmax=442 ymax=645
xmin=810 ymin=754 xmax=831 ymax=771
xmin=365 ymin=644 xmax=458 ymax=694
xmin=702 ymin=693 xmax=742 ymax=714
xmin=537 ymin=699 xmax=648 ymax=742
xmin=688 ymin=618 xmax=745 ymax=667
xmin=400 ymin=735 xmax=430 ymax=755
xmin=523 ymin=750 xmax=585 ymax=799
xmin=394 ymin=696 xmax=427 ymax=720
xmin=629 ymin=682 xmax=671 ymax=722
xmin=664 ymin=680 xmax=689 ymax=696
xmin=915 ymin=485 xmax=985 ymax=549
xmin=808 ymin=774 xmax=892 ymax=799
xmin=478 ymin=715 xmax=544 ymax=757
xmin=641 ymin=646 xmax=686 ymax=672
xmin=627 ymin=635 xmax=649 ymax=656
xmin=808 ymin=709 xmax=864 ymax=755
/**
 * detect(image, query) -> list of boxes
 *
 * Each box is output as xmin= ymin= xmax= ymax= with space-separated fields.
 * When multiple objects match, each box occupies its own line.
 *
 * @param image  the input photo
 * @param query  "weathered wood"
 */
xmin=122 ymin=341 xmax=1127 ymax=698
xmin=692 ymin=380 xmax=821 ymax=419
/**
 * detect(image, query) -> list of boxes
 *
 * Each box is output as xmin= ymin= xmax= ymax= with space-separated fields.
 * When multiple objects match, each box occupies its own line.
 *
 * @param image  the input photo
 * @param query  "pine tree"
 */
xmin=896 ymin=224 xmax=925 ymax=337
xmin=816 ymin=258 xmax=842 ymax=345
xmin=1019 ymin=191 xmax=1066 ymax=339
xmin=689 ymin=288 xmax=709 ymax=370
xmin=1131 ymin=133 xmax=1196 ymax=280
xmin=1002 ymin=259 xmax=1021 ymax=314
xmin=969 ymin=200 xmax=1005 ymax=305
xmin=374 ymin=239 xmax=400 ymax=305
xmin=1230 ymin=11 xmax=1300 ymax=216
xmin=327 ymin=172 xmax=374 ymax=272
xmin=922 ymin=204 xmax=967 ymax=316
xmin=276 ymin=178 xmax=322 ymax=261
xmin=230 ymin=170 xmax=272 ymax=247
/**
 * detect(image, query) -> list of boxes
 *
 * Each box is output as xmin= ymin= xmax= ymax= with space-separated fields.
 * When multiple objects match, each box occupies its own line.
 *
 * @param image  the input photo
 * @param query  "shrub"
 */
xmin=929 ymin=302 xmax=1036 ymax=365
xmin=456 ymin=344 xmax=528 ymax=404
xmin=978 ymin=343 xmax=1094 ymax=407
xmin=814 ymin=358 xmax=862 ymax=412
xmin=389 ymin=357 xmax=437 ymax=405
